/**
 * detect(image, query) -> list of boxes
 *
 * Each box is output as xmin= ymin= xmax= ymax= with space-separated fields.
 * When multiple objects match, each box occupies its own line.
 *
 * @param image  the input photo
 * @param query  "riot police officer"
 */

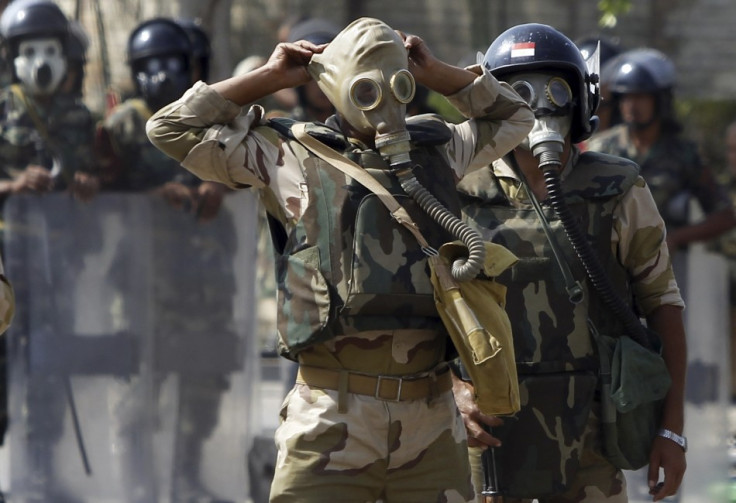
xmin=97 ymin=16 xmax=235 ymax=503
xmin=587 ymin=48 xmax=736 ymax=252
xmin=0 ymin=0 xmax=97 ymax=201
xmin=454 ymin=24 xmax=688 ymax=502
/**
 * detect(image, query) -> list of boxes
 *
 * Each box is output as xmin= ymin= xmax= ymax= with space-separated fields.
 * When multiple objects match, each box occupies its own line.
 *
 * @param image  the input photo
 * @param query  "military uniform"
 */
xmin=147 ymin=65 xmax=532 ymax=501
xmin=458 ymin=148 xmax=683 ymax=502
xmin=586 ymin=124 xmax=731 ymax=231
xmin=0 ymin=83 xmax=96 ymax=196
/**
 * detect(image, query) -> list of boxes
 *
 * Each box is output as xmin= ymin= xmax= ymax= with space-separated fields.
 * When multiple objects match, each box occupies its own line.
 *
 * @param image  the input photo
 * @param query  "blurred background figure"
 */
xmin=96 ymin=17 xmax=237 ymax=503
xmin=0 ymin=1 xmax=98 ymax=500
xmin=285 ymin=17 xmax=339 ymax=123
xmin=587 ymin=48 xmax=736 ymax=255
xmin=176 ymin=17 xmax=211 ymax=84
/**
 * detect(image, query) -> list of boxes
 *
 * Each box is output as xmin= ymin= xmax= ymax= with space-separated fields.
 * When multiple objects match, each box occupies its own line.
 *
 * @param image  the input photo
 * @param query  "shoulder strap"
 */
xmin=10 ymin=84 xmax=50 ymax=143
xmin=291 ymin=122 xmax=434 ymax=253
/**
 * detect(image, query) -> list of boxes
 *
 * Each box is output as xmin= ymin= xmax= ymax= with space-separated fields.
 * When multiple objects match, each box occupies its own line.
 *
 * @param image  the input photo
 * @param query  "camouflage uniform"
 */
xmin=0 ymin=83 xmax=96 ymax=198
xmin=458 ymin=148 xmax=683 ymax=502
xmin=586 ymin=124 xmax=731 ymax=231
xmin=147 ymin=71 xmax=532 ymax=502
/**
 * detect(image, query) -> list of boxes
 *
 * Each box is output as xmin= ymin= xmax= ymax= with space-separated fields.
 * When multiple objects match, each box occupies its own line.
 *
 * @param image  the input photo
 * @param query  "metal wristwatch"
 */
xmin=657 ymin=428 xmax=687 ymax=452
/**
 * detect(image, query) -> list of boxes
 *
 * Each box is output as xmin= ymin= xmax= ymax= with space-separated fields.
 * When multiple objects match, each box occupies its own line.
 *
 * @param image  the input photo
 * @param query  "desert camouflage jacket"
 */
xmin=147 ymin=71 xmax=533 ymax=364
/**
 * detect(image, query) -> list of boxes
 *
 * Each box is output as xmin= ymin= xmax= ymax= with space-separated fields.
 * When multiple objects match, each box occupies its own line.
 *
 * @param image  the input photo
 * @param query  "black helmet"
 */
xmin=604 ymin=48 xmax=675 ymax=95
xmin=483 ymin=23 xmax=600 ymax=143
xmin=127 ymin=18 xmax=193 ymax=111
xmin=0 ymin=0 xmax=69 ymax=53
xmin=176 ymin=18 xmax=210 ymax=82
xmin=127 ymin=17 xmax=192 ymax=65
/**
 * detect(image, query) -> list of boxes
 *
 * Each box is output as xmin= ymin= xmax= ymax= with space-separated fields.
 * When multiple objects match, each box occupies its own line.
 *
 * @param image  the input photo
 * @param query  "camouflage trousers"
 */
xmin=468 ymin=406 xmax=628 ymax=503
xmin=269 ymin=383 xmax=476 ymax=503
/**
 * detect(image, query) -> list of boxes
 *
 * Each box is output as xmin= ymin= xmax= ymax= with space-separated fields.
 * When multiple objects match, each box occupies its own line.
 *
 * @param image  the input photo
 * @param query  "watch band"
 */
xmin=658 ymin=428 xmax=687 ymax=452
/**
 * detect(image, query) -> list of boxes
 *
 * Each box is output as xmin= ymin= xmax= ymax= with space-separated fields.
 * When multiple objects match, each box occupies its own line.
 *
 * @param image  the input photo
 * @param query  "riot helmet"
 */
xmin=0 ymin=0 xmax=69 ymax=96
xmin=483 ymin=23 xmax=600 ymax=144
xmin=127 ymin=17 xmax=193 ymax=111
xmin=604 ymin=48 xmax=677 ymax=129
xmin=176 ymin=18 xmax=210 ymax=83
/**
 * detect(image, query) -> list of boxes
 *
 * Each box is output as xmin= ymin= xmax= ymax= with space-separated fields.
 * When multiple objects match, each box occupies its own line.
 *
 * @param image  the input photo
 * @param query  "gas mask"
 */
xmin=508 ymin=72 xmax=573 ymax=160
xmin=134 ymin=54 xmax=191 ymax=112
xmin=14 ymin=38 xmax=67 ymax=96
xmin=308 ymin=18 xmax=415 ymax=168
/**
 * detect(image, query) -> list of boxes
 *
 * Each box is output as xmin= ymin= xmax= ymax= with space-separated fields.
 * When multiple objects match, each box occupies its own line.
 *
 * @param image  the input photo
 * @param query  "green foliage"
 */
xmin=598 ymin=0 xmax=633 ymax=27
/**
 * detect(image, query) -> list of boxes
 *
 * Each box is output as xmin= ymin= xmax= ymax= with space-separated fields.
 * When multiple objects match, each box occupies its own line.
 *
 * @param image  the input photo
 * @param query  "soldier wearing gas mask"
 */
xmin=454 ymin=24 xmax=687 ymax=502
xmin=0 ymin=0 xmax=98 ymax=203
xmin=147 ymin=17 xmax=533 ymax=502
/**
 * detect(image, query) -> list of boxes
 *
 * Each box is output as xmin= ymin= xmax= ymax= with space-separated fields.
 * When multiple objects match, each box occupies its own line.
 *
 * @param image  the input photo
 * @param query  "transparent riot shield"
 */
xmin=4 ymin=191 xmax=259 ymax=503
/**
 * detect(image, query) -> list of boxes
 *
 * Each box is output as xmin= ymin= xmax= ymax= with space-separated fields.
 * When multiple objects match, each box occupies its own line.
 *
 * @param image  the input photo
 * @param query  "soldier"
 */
xmin=453 ymin=24 xmax=687 ymax=502
xmin=96 ymin=16 xmax=238 ymax=503
xmin=0 ymin=2 xmax=97 ymax=500
xmin=0 ymin=0 xmax=98 ymax=204
xmin=586 ymin=48 xmax=736 ymax=254
xmin=147 ymin=16 xmax=533 ymax=502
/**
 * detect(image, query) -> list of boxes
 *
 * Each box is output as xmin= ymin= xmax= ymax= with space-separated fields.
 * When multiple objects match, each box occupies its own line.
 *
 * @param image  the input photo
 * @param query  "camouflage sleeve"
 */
xmin=146 ymin=81 xmax=283 ymax=190
xmin=442 ymin=65 xmax=534 ymax=178
xmin=613 ymin=176 xmax=685 ymax=314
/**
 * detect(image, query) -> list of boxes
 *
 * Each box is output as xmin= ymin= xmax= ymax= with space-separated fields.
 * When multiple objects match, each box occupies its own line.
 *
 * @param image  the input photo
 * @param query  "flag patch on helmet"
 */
xmin=511 ymin=42 xmax=535 ymax=58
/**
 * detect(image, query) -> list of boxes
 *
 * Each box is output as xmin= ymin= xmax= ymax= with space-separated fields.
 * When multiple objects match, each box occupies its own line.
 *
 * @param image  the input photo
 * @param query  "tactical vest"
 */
xmin=270 ymin=118 xmax=459 ymax=358
xmin=460 ymin=151 xmax=639 ymax=371
xmin=459 ymin=151 xmax=641 ymax=497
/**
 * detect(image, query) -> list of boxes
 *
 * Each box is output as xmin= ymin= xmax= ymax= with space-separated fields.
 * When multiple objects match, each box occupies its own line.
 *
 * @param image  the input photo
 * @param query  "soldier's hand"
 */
xmin=399 ymin=32 xmax=437 ymax=86
xmin=70 ymin=172 xmax=100 ymax=202
xmin=154 ymin=182 xmax=196 ymax=212
xmin=195 ymin=181 xmax=228 ymax=222
xmin=451 ymin=373 xmax=504 ymax=449
xmin=265 ymin=40 xmax=327 ymax=89
xmin=14 ymin=165 xmax=53 ymax=193
xmin=647 ymin=436 xmax=686 ymax=501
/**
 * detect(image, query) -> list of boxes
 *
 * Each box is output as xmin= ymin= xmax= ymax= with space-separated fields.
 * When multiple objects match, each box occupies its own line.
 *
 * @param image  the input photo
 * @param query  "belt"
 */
xmin=296 ymin=365 xmax=452 ymax=402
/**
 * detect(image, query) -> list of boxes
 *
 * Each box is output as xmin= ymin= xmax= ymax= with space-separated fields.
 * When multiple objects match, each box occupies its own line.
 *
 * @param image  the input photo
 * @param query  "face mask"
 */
xmin=14 ymin=38 xmax=67 ymax=96
xmin=134 ymin=55 xmax=191 ymax=111
xmin=309 ymin=18 xmax=416 ymax=167
xmin=508 ymin=72 xmax=574 ymax=154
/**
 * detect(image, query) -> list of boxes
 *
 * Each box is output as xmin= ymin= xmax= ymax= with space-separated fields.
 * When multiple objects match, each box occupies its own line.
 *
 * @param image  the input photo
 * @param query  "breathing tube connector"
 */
xmin=535 ymin=145 xmax=655 ymax=349
xmin=393 ymin=165 xmax=486 ymax=282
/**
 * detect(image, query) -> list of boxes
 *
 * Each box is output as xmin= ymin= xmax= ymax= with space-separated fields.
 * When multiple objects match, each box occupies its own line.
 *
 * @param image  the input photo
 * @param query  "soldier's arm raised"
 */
xmin=212 ymin=41 xmax=326 ymax=106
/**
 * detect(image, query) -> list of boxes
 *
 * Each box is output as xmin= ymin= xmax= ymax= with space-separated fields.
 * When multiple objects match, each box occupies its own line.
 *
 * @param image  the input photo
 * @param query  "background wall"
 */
xmin=39 ymin=0 xmax=736 ymax=170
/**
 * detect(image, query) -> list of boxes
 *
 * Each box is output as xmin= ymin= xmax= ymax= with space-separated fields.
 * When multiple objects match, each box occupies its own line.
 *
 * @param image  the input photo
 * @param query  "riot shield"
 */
xmin=4 ymin=191 xmax=260 ymax=503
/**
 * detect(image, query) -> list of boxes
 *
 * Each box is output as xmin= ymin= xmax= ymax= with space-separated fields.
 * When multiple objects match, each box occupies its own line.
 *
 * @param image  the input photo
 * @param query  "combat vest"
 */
xmin=269 ymin=117 xmax=459 ymax=359
xmin=458 ymin=150 xmax=641 ymax=497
